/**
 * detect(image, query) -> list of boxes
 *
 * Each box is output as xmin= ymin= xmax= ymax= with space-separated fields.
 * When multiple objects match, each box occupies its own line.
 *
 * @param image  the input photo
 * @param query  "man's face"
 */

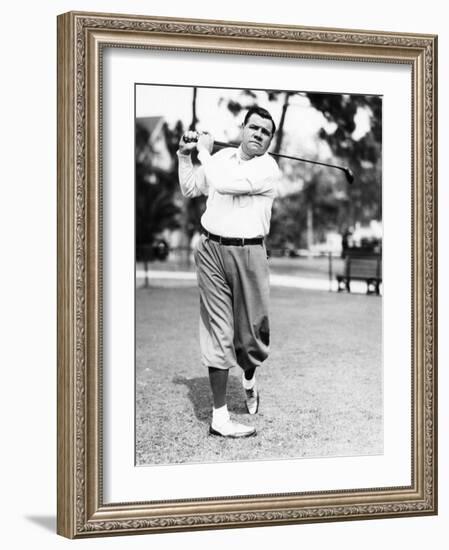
xmin=241 ymin=114 xmax=274 ymax=158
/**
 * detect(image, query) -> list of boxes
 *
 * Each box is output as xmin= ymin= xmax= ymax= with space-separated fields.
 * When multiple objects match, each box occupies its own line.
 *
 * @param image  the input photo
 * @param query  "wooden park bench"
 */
xmin=336 ymin=251 xmax=382 ymax=295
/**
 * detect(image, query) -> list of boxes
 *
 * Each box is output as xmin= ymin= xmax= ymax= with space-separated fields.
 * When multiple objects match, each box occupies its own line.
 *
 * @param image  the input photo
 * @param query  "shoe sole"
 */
xmin=209 ymin=426 xmax=257 ymax=438
xmin=245 ymin=393 xmax=260 ymax=415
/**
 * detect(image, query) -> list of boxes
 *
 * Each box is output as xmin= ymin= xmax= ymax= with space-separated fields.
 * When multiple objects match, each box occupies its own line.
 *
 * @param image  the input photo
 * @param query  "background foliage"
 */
xmin=135 ymin=87 xmax=382 ymax=254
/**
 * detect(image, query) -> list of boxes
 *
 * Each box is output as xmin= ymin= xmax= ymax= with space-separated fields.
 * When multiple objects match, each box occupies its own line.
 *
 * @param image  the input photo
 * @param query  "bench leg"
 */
xmin=336 ymin=277 xmax=345 ymax=292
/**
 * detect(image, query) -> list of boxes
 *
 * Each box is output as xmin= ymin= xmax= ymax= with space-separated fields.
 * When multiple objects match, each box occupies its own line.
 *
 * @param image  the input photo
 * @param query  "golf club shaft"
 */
xmin=181 ymin=134 xmax=354 ymax=183
xmin=213 ymin=140 xmax=353 ymax=182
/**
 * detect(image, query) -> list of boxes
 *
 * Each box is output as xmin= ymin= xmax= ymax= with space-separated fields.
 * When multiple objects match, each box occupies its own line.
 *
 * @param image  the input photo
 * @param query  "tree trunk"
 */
xmin=182 ymin=87 xmax=199 ymax=264
xmin=273 ymin=92 xmax=293 ymax=155
xmin=189 ymin=87 xmax=199 ymax=131
xmin=306 ymin=204 xmax=314 ymax=252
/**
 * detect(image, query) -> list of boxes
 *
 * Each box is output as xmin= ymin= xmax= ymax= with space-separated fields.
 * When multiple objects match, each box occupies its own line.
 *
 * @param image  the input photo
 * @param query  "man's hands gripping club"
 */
xmin=178 ymin=131 xmax=214 ymax=156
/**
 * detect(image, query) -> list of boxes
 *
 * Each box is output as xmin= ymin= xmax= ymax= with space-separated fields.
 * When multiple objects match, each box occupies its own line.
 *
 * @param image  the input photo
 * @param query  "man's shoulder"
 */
xmin=258 ymin=152 xmax=282 ymax=176
xmin=212 ymin=147 xmax=236 ymax=159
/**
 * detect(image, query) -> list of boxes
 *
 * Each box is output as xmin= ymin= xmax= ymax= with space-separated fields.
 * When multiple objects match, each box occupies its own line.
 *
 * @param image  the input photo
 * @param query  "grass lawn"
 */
xmin=135 ymin=284 xmax=382 ymax=465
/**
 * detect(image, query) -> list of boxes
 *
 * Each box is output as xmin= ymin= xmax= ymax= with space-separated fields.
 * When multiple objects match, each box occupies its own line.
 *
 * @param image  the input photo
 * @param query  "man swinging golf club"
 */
xmin=177 ymin=106 xmax=280 ymax=438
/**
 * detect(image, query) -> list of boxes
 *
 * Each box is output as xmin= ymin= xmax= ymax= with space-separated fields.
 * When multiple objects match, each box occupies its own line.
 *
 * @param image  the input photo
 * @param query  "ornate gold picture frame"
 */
xmin=57 ymin=11 xmax=437 ymax=538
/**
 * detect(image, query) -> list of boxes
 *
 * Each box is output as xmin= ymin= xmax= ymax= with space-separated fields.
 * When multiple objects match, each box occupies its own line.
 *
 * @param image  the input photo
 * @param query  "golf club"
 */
xmin=182 ymin=134 xmax=354 ymax=184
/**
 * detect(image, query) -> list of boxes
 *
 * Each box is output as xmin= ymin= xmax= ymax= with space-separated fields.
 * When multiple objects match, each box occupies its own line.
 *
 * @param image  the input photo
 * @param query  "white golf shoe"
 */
xmin=242 ymin=374 xmax=260 ymax=415
xmin=209 ymin=419 xmax=256 ymax=438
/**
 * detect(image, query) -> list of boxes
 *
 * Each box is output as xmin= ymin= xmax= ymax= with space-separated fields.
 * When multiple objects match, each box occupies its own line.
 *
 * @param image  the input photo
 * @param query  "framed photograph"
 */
xmin=57 ymin=11 xmax=437 ymax=538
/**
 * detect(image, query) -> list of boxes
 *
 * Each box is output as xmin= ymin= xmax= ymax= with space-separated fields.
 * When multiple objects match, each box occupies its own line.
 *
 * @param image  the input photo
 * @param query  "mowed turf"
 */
xmin=135 ymin=284 xmax=382 ymax=465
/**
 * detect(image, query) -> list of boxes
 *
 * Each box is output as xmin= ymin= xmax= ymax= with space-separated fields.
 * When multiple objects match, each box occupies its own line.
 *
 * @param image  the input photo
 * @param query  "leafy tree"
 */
xmin=213 ymin=88 xmax=382 ymax=251
xmin=268 ymin=168 xmax=343 ymax=251
xmin=135 ymin=121 xmax=183 ymax=259
xmin=268 ymin=91 xmax=295 ymax=155
xmin=306 ymin=93 xmax=382 ymax=225
xmin=269 ymin=92 xmax=382 ymax=251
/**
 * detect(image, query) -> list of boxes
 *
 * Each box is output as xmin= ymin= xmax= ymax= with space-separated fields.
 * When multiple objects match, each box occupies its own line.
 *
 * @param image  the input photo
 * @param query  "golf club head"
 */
xmin=343 ymin=168 xmax=354 ymax=185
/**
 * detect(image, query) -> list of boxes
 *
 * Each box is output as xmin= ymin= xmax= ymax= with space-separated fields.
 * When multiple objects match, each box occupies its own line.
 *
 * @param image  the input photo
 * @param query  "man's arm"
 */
xmin=177 ymin=131 xmax=208 ymax=198
xmin=177 ymin=152 xmax=208 ymax=198
xmin=198 ymin=149 xmax=279 ymax=196
xmin=178 ymin=131 xmax=280 ymax=197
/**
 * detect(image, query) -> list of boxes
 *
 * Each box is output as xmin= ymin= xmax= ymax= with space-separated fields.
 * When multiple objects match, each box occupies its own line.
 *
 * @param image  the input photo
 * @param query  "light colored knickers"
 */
xmin=193 ymin=234 xmax=270 ymax=371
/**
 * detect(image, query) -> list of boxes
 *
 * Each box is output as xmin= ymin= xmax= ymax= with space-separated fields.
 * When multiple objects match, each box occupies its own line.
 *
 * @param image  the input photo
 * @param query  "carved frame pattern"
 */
xmin=57 ymin=11 xmax=437 ymax=538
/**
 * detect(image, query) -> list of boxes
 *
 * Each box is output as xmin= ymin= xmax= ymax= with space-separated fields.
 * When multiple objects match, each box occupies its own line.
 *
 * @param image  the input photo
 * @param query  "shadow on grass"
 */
xmin=173 ymin=373 xmax=247 ymax=424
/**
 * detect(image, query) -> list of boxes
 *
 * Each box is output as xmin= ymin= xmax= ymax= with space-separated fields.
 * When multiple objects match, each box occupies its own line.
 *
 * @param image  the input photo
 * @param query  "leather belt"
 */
xmin=201 ymin=226 xmax=263 ymax=246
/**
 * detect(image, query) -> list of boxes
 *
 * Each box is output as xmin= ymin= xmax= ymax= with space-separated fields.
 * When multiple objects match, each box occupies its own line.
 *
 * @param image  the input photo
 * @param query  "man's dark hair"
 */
xmin=243 ymin=106 xmax=276 ymax=136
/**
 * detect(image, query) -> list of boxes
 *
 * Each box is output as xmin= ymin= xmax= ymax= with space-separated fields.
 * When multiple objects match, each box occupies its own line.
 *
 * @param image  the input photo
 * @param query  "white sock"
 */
xmin=212 ymin=404 xmax=230 ymax=427
xmin=242 ymin=372 xmax=256 ymax=390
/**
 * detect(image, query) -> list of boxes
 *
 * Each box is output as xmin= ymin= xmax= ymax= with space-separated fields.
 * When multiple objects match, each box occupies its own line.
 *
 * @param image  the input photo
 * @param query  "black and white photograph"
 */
xmin=134 ymin=83 xmax=383 ymax=466
xmin=53 ymin=8 xmax=437 ymax=540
